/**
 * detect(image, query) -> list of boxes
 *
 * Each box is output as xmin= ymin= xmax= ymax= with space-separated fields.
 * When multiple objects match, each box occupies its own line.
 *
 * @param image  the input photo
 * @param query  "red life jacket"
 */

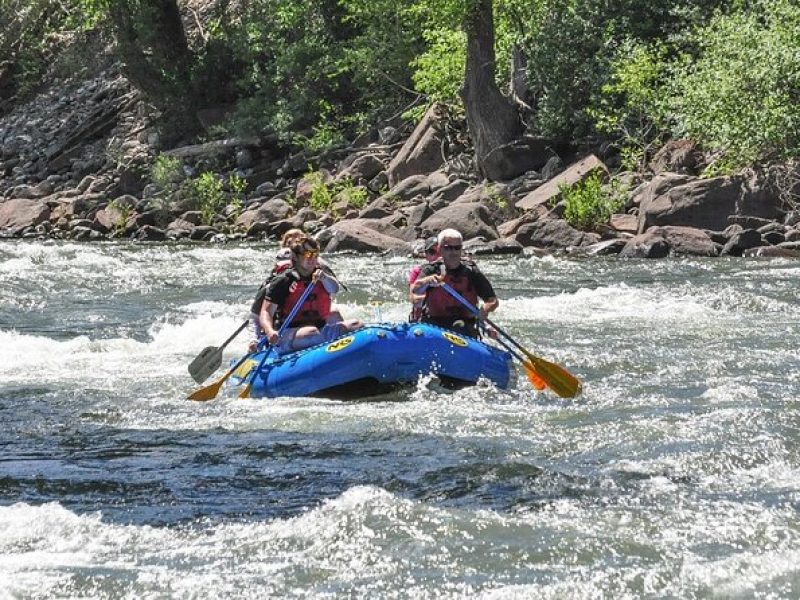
xmin=278 ymin=271 xmax=332 ymax=329
xmin=423 ymin=262 xmax=479 ymax=320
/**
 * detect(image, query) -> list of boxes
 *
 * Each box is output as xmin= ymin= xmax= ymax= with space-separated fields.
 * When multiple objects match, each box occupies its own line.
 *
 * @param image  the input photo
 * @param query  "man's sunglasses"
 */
xmin=297 ymin=250 xmax=320 ymax=259
xmin=441 ymin=244 xmax=462 ymax=251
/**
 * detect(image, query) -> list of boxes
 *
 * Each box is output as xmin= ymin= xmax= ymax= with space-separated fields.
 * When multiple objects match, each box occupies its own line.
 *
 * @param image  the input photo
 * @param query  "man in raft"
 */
xmin=410 ymin=228 xmax=498 ymax=338
xmin=258 ymin=236 xmax=362 ymax=353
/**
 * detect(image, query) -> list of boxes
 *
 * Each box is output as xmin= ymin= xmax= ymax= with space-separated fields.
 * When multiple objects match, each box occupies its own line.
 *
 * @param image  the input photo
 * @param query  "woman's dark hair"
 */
xmin=290 ymin=235 xmax=320 ymax=256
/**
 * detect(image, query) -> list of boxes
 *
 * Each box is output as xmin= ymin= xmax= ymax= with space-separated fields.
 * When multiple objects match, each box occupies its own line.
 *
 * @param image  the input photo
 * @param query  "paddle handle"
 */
xmin=221 ymin=319 xmax=250 ymax=349
xmin=274 ymin=279 xmax=318 ymax=341
xmin=439 ymin=283 xmax=515 ymax=352
xmin=221 ymin=349 xmax=258 ymax=382
xmin=442 ymin=280 xmax=526 ymax=355
xmin=440 ymin=283 xmax=482 ymax=318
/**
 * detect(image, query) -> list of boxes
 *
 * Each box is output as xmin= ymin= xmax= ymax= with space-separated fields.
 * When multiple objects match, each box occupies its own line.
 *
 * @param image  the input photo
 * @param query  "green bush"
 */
xmin=522 ymin=0 xmax=733 ymax=140
xmin=302 ymin=171 xmax=369 ymax=212
xmin=336 ymin=179 xmax=369 ymax=209
xmin=225 ymin=0 xmax=422 ymax=143
xmin=303 ymin=171 xmax=335 ymax=212
xmin=589 ymin=39 xmax=670 ymax=171
xmin=186 ymin=172 xmax=226 ymax=226
xmin=225 ymin=174 xmax=247 ymax=225
xmin=151 ymin=154 xmax=183 ymax=188
xmin=560 ymin=172 xmax=626 ymax=230
xmin=410 ymin=28 xmax=465 ymax=109
xmin=666 ymin=0 xmax=800 ymax=172
xmin=293 ymin=110 xmax=346 ymax=154
xmin=107 ymin=197 xmax=133 ymax=238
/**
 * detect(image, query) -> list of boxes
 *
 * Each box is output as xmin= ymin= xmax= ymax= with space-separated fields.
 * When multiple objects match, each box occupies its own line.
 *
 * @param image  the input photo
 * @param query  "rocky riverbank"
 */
xmin=2 ymin=66 xmax=799 ymax=258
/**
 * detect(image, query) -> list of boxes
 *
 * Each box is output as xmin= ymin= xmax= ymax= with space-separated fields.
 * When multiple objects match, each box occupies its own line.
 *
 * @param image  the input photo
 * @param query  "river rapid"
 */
xmin=1 ymin=240 xmax=798 ymax=598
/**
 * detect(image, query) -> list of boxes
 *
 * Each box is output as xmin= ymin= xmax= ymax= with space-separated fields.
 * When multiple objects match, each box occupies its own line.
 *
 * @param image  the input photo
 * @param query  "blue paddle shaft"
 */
xmin=248 ymin=280 xmax=318 ymax=384
xmin=440 ymin=282 xmax=480 ymax=316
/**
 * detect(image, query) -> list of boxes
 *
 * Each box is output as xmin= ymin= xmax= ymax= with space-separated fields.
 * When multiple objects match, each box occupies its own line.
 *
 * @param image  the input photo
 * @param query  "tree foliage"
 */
xmin=667 ymin=0 xmax=800 ymax=172
xmin=592 ymin=0 xmax=800 ymax=172
xmin=4 ymin=0 xmax=800 ymax=175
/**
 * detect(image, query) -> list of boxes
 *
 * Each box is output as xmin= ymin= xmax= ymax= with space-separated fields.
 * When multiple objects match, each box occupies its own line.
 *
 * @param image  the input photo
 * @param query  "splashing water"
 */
xmin=1 ymin=241 xmax=799 ymax=598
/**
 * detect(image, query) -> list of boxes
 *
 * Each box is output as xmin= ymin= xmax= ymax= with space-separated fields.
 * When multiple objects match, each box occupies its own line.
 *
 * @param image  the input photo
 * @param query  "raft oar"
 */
xmin=187 ymin=319 xmax=250 ymax=383
xmin=187 ymin=351 xmax=258 ymax=402
xmin=441 ymin=283 xmax=581 ymax=398
xmin=238 ymin=280 xmax=318 ymax=399
xmin=483 ymin=324 xmax=546 ymax=390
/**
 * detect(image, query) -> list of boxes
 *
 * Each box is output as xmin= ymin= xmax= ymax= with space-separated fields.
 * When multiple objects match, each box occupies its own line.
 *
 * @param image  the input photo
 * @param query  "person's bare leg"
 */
xmin=289 ymin=326 xmax=325 ymax=350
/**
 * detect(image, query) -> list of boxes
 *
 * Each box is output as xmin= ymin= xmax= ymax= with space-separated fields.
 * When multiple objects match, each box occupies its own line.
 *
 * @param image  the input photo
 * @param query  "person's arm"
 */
xmin=259 ymin=300 xmax=280 ymax=345
xmin=410 ymin=271 xmax=442 ymax=294
xmin=478 ymin=296 xmax=499 ymax=319
xmin=470 ymin=268 xmax=499 ymax=319
xmin=317 ymin=265 xmax=340 ymax=294
xmin=259 ymin=276 xmax=289 ymax=344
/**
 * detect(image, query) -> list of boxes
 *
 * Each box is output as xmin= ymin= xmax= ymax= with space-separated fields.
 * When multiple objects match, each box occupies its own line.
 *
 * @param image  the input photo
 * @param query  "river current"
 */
xmin=1 ymin=240 xmax=798 ymax=598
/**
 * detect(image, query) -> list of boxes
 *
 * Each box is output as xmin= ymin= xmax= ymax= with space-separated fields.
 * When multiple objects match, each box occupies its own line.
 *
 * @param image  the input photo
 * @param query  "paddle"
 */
xmin=187 ymin=319 xmax=250 ymax=383
xmin=482 ymin=323 xmax=546 ymax=390
xmin=440 ymin=282 xmax=582 ymax=398
xmin=238 ymin=279 xmax=318 ymax=399
xmin=187 ymin=350 xmax=259 ymax=402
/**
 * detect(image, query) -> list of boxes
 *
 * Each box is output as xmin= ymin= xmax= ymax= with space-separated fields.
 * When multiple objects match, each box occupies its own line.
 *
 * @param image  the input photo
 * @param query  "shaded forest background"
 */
xmin=2 ymin=0 xmax=798 ymax=177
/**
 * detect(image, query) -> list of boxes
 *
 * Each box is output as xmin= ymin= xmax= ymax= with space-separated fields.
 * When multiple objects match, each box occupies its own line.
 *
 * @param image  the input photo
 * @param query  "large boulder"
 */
xmin=383 ymin=174 xmax=431 ymax=203
xmin=420 ymin=202 xmax=498 ymax=242
xmin=0 ymin=199 xmax=51 ymax=234
xmin=720 ymin=229 xmax=763 ymax=256
xmin=514 ymin=219 xmax=598 ymax=250
xmin=497 ymin=210 xmax=543 ymax=237
xmin=638 ymin=175 xmax=740 ymax=233
xmin=648 ymin=139 xmax=704 ymax=175
xmin=737 ymin=167 xmax=792 ymax=221
xmin=608 ymin=213 xmax=638 ymax=235
xmin=451 ymin=182 xmax=518 ymax=225
xmin=236 ymin=198 xmax=293 ymax=229
xmin=481 ymin=136 xmax=553 ymax=182
xmin=516 ymin=154 xmax=608 ymax=211
xmin=618 ymin=230 xmax=671 ymax=259
xmin=648 ymin=226 xmax=719 ymax=257
xmin=386 ymin=103 xmax=446 ymax=186
xmin=321 ymin=219 xmax=408 ymax=253
xmin=335 ymin=151 xmax=388 ymax=183
xmin=430 ymin=179 xmax=470 ymax=204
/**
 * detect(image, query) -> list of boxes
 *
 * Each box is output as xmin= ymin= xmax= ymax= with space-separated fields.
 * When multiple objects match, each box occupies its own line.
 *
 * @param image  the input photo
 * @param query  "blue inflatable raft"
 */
xmin=231 ymin=322 xmax=513 ymax=399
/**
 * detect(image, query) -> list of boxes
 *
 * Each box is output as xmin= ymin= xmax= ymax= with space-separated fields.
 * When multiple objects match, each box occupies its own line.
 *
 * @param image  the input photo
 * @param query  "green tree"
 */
xmin=667 ymin=0 xmax=800 ymax=171
xmin=226 ymin=0 xmax=423 ymax=146
xmin=106 ymin=0 xmax=202 ymax=140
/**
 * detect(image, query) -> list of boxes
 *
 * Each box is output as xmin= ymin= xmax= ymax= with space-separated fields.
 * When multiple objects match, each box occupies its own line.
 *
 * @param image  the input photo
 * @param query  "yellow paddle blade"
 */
xmin=523 ymin=361 xmax=547 ymax=390
xmin=187 ymin=377 xmax=225 ymax=402
xmin=238 ymin=382 xmax=254 ymax=399
xmin=525 ymin=352 xmax=582 ymax=398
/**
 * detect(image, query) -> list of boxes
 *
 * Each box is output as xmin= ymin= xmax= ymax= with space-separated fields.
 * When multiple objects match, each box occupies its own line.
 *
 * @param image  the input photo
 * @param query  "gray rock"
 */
xmin=648 ymin=226 xmax=719 ymax=257
xmin=638 ymin=175 xmax=740 ymax=233
xmin=0 ymin=199 xmax=51 ymax=234
xmin=619 ymin=231 xmax=670 ymax=259
xmin=420 ymin=202 xmax=498 ymax=242
xmin=515 ymin=219 xmax=596 ymax=250
xmin=720 ymin=229 xmax=764 ymax=256
xmin=322 ymin=219 xmax=408 ymax=253
xmin=134 ymin=225 xmax=168 ymax=241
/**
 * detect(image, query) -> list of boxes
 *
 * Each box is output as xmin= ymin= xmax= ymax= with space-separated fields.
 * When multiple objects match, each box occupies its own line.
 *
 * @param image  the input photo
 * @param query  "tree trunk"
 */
xmin=109 ymin=0 xmax=201 ymax=141
xmin=460 ymin=0 xmax=522 ymax=178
